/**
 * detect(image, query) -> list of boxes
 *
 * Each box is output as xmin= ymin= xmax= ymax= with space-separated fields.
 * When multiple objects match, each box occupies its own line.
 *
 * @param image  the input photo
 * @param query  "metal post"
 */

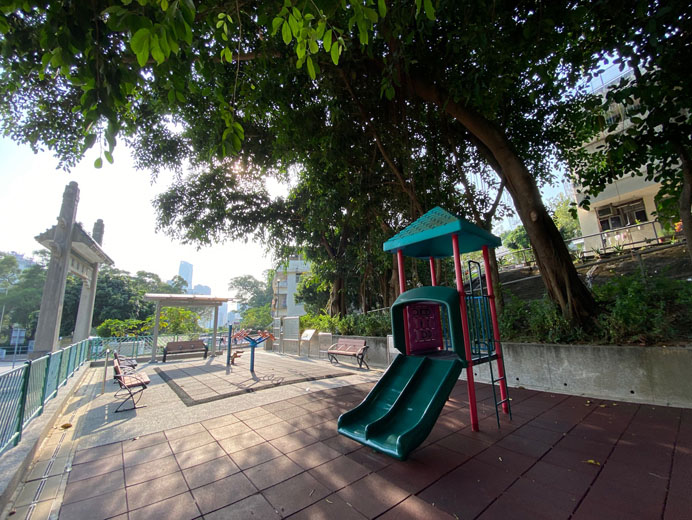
xmin=39 ymin=353 xmax=52 ymax=413
xmin=15 ymin=361 xmax=32 ymax=444
xmin=397 ymin=249 xmax=411 ymax=355
xmin=429 ymin=257 xmax=437 ymax=286
xmin=11 ymin=327 xmax=20 ymax=368
xmin=250 ymin=345 xmax=255 ymax=372
xmin=211 ymin=306 xmax=219 ymax=356
xmin=150 ymin=301 xmax=161 ymax=363
xmin=226 ymin=326 xmax=232 ymax=367
xmin=102 ymin=349 xmax=110 ymax=395
xmin=452 ymin=234 xmax=479 ymax=431
xmin=482 ymin=246 xmax=509 ymax=413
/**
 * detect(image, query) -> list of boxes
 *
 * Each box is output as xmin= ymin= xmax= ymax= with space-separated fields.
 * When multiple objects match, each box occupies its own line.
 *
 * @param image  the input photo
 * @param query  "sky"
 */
xmin=0 ymin=137 xmax=283 ymax=297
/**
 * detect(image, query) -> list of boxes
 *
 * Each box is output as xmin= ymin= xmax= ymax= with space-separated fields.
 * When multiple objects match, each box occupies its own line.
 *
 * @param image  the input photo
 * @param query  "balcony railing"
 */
xmin=497 ymin=220 xmax=675 ymax=268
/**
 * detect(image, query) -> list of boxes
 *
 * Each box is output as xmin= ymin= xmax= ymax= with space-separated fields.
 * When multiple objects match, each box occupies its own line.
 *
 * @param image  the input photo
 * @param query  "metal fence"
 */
xmin=497 ymin=220 xmax=675 ymax=269
xmin=0 ymin=339 xmax=90 ymax=456
xmin=87 ymin=334 xmax=197 ymax=360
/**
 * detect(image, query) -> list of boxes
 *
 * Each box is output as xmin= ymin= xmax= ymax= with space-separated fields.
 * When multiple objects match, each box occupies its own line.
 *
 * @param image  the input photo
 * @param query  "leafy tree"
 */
xmin=501 ymin=226 xmax=530 ymax=251
xmin=95 ymin=318 xmax=144 ymax=338
xmin=240 ymin=303 xmax=272 ymax=330
xmin=549 ymin=194 xmax=581 ymax=241
xmin=228 ymin=273 xmax=272 ymax=308
xmin=141 ymin=307 xmax=202 ymax=334
xmin=1 ymin=263 xmax=45 ymax=335
xmin=168 ymin=275 xmax=189 ymax=293
xmin=5 ymin=0 xmax=662 ymax=324
xmin=556 ymin=0 xmax=692 ymax=262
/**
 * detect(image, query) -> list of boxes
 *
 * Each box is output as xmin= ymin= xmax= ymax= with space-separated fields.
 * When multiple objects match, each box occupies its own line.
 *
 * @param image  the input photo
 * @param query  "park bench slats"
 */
xmin=327 ymin=338 xmax=369 ymax=369
xmin=163 ymin=340 xmax=208 ymax=362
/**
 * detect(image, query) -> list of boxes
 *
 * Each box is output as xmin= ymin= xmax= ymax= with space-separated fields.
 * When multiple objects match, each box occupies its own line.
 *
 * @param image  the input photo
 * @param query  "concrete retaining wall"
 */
xmin=271 ymin=333 xmax=692 ymax=408
xmin=493 ymin=342 xmax=692 ymax=408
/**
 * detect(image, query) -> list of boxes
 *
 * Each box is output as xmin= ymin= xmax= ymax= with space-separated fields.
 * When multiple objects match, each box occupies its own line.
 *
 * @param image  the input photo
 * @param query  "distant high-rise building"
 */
xmin=178 ymin=261 xmax=193 ymax=293
xmin=192 ymin=284 xmax=211 ymax=295
xmin=218 ymin=302 xmax=228 ymax=327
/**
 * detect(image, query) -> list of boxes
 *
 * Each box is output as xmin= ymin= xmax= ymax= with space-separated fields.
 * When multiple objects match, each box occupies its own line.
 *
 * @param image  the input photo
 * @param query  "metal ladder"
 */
xmin=467 ymin=261 xmax=512 ymax=427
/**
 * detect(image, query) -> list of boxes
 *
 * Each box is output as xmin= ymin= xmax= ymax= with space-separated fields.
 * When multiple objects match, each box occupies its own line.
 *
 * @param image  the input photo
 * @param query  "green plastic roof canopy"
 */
xmin=383 ymin=207 xmax=501 ymax=258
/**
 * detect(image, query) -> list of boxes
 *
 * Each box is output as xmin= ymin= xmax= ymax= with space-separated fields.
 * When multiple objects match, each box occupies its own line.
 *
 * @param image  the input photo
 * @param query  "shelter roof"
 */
xmin=382 ymin=206 xmax=501 ymax=258
xmin=143 ymin=294 xmax=231 ymax=307
xmin=35 ymin=222 xmax=114 ymax=265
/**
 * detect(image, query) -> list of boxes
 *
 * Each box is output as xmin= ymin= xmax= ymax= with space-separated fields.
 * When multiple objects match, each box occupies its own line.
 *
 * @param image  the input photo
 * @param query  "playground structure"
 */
xmin=226 ymin=328 xmax=275 ymax=372
xmin=338 ymin=207 xmax=511 ymax=460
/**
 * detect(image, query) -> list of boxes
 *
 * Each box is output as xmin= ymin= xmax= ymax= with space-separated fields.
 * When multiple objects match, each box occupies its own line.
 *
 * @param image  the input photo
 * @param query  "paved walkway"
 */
xmin=4 ymin=352 xmax=691 ymax=519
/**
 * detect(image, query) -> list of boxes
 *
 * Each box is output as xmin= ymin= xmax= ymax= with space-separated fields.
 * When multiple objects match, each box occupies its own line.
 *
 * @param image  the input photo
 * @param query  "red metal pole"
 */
xmin=452 ymin=234 xmax=479 ymax=431
xmin=482 ymin=246 xmax=509 ymax=413
xmin=397 ymin=249 xmax=411 ymax=355
xmin=429 ymin=257 xmax=437 ymax=286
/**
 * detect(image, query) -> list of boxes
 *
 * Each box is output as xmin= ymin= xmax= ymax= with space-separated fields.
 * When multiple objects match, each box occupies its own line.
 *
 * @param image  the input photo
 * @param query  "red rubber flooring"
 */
xmin=60 ymin=381 xmax=691 ymax=519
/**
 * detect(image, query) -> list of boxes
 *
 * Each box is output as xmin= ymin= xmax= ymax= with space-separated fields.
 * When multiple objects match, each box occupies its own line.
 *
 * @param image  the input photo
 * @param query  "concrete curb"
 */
xmin=0 ymin=365 xmax=91 ymax=515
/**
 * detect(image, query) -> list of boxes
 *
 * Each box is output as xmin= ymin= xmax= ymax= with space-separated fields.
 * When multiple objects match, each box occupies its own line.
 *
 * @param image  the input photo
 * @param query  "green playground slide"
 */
xmin=337 ymin=354 xmax=463 ymax=460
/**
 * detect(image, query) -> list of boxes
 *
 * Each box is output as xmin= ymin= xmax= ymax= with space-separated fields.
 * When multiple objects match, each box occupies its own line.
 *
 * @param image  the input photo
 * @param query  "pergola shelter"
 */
xmin=143 ymin=293 xmax=230 ymax=362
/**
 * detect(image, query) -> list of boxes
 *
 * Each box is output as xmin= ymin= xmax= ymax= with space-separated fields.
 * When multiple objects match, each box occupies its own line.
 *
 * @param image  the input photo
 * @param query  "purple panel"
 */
xmin=407 ymin=303 xmax=443 ymax=354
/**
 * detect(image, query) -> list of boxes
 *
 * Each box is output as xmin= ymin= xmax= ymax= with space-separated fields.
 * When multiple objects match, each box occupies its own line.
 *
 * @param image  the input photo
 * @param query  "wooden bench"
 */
xmin=327 ymin=338 xmax=369 ymax=369
xmin=163 ymin=340 xmax=208 ymax=362
xmin=113 ymin=356 xmax=150 ymax=413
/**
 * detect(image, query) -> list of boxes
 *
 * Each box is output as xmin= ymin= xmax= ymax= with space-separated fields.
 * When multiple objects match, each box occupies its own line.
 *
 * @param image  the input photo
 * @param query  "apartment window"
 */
xmin=598 ymin=199 xmax=648 ymax=231
xmin=278 ymin=295 xmax=287 ymax=309
xmin=295 ymin=273 xmax=302 ymax=285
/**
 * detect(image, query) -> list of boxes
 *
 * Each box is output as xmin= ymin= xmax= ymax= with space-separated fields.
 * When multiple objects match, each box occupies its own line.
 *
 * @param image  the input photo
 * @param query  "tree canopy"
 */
xmin=3 ymin=1 xmax=685 ymax=324
xmin=555 ymin=0 xmax=692 ymax=261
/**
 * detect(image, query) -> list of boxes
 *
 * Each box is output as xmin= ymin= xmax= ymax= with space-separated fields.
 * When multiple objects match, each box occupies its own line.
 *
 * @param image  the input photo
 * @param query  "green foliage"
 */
xmin=228 ymin=272 xmax=273 ymax=308
xmin=501 ymin=226 xmax=530 ymax=251
xmin=141 ymin=307 xmax=202 ymax=335
xmin=499 ymin=295 xmax=585 ymax=344
xmin=300 ymin=312 xmax=391 ymax=337
xmin=240 ymin=303 xmax=272 ymax=330
xmin=1 ymin=263 xmax=45 ymax=334
xmin=548 ymin=193 xmax=582 ymax=241
xmin=500 ymin=274 xmax=692 ymax=345
xmin=96 ymin=307 xmax=202 ymax=337
xmin=593 ymin=274 xmax=692 ymax=345
xmin=295 ymin=270 xmax=330 ymax=315
xmin=96 ymin=318 xmax=144 ymax=337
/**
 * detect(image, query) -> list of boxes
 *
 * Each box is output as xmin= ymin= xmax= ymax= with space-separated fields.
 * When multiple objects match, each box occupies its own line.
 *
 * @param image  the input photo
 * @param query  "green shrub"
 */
xmin=499 ymin=295 xmax=584 ymax=344
xmin=594 ymin=274 xmax=692 ymax=344
xmin=500 ymin=273 xmax=692 ymax=345
xmin=299 ymin=312 xmax=391 ymax=337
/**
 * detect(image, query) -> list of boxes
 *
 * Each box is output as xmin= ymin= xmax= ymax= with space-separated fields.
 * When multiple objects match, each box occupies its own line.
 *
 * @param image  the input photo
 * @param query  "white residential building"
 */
xmin=572 ymin=70 xmax=664 ymax=253
xmin=271 ymin=257 xmax=310 ymax=318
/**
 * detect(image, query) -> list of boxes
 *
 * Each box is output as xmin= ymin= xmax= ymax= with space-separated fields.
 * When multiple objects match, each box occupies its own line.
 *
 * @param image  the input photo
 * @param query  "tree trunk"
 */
xmin=677 ymin=145 xmax=692 ymax=264
xmin=328 ymin=275 xmax=346 ymax=317
xmin=409 ymin=75 xmax=597 ymax=324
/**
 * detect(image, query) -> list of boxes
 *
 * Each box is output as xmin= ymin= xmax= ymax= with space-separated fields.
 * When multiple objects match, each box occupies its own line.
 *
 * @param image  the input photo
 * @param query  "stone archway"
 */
xmin=33 ymin=182 xmax=113 ymax=355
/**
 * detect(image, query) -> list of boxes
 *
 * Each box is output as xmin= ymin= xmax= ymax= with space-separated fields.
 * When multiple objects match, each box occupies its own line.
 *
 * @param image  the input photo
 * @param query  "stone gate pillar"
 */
xmin=73 ymin=220 xmax=104 ymax=342
xmin=33 ymin=182 xmax=80 ymax=354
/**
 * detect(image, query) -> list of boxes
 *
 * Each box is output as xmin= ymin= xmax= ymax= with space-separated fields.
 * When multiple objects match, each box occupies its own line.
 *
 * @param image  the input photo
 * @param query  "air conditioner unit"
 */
xmin=596 ymin=205 xmax=615 ymax=218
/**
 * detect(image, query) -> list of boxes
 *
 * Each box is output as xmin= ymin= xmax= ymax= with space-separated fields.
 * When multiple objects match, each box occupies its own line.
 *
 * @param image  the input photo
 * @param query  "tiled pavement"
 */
xmin=7 ymin=354 xmax=692 ymax=519
xmin=154 ymin=352 xmax=353 ymax=405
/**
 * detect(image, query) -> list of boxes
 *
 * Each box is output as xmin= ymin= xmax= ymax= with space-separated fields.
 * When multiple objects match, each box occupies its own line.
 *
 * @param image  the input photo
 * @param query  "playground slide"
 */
xmin=338 ymin=355 xmax=463 ymax=460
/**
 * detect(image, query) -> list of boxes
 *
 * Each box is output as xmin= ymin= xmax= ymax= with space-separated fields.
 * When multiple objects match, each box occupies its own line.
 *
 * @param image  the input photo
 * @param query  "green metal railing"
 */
xmin=0 ymin=338 xmax=90 ymax=456
xmin=465 ymin=295 xmax=496 ymax=358
xmin=87 ymin=334 xmax=197 ymax=360
xmin=0 ymin=333 xmax=204 ymax=456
